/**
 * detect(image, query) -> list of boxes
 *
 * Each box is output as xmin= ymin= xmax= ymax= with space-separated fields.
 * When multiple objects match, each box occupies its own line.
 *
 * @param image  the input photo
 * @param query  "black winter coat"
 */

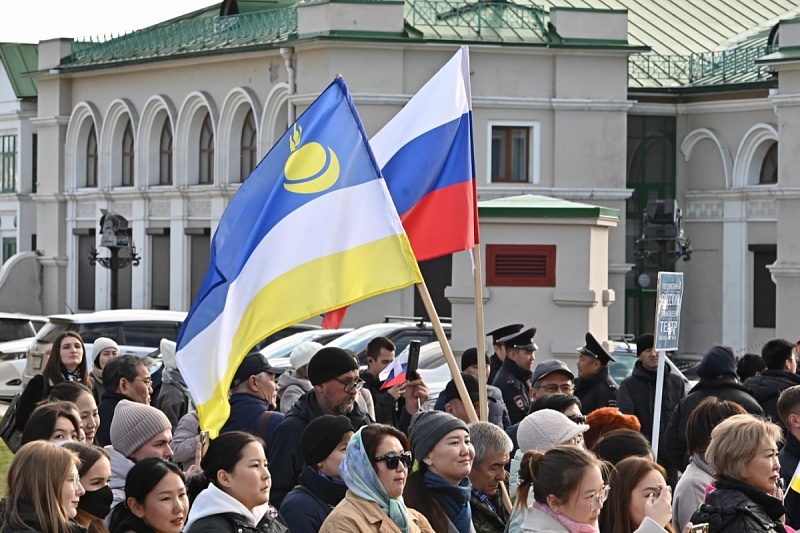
xmin=360 ymin=370 xmax=400 ymax=425
xmin=574 ymin=366 xmax=618 ymax=415
xmin=184 ymin=512 xmax=288 ymax=533
xmin=690 ymin=478 xmax=786 ymax=533
xmin=617 ymin=360 xmax=686 ymax=440
xmin=662 ymin=378 xmax=763 ymax=471
xmin=97 ymin=391 xmax=134 ymax=447
xmin=267 ymin=390 xmax=371 ymax=508
xmin=492 ymin=358 xmax=532 ymax=425
xmin=1 ymin=501 xmax=87 ymax=533
xmin=279 ymin=465 xmax=347 ymax=533
xmin=779 ymin=432 xmax=800 ymax=529
xmin=744 ymin=370 xmax=800 ymax=428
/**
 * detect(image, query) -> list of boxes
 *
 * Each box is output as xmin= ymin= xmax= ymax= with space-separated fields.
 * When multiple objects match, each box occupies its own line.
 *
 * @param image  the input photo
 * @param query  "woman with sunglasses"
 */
xmin=320 ymin=423 xmax=433 ymax=532
xmin=184 ymin=431 xmax=288 ymax=533
xmin=2 ymin=440 xmax=85 ymax=533
xmin=403 ymin=411 xmax=474 ymax=533
xmin=519 ymin=445 xmax=607 ymax=533
xmin=599 ymin=457 xmax=675 ymax=533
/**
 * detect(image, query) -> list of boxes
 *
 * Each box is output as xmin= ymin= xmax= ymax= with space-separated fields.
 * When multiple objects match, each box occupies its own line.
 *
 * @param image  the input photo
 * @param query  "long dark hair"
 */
xmin=20 ymin=402 xmax=81 ymax=446
xmin=599 ymin=457 xmax=675 ymax=533
xmin=109 ymin=458 xmax=185 ymax=532
xmin=44 ymin=331 xmax=94 ymax=390
xmin=48 ymin=381 xmax=93 ymax=403
xmin=399 ymin=423 xmax=450 ymax=532
xmin=186 ymin=431 xmax=264 ymax=505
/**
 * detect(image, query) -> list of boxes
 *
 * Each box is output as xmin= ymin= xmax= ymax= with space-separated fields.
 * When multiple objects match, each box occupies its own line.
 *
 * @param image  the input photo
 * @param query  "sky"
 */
xmin=0 ymin=0 xmax=219 ymax=44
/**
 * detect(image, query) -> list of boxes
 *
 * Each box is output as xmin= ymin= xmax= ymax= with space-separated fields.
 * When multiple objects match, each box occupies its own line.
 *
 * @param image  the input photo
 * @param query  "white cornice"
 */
xmin=478 ymin=186 xmax=633 ymax=201
xmin=550 ymin=99 xmax=634 ymax=112
xmin=293 ymin=93 xmax=634 ymax=112
xmin=769 ymin=93 xmax=800 ymax=109
xmin=30 ymin=116 xmax=70 ymax=127
xmin=631 ymin=98 xmax=773 ymax=116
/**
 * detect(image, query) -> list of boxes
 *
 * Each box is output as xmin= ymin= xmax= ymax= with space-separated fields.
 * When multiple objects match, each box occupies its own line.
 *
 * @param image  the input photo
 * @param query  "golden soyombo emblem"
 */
xmin=283 ymin=124 xmax=340 ymax=194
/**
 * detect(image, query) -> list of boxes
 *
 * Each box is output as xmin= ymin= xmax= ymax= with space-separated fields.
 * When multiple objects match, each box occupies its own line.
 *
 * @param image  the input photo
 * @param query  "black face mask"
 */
xmin=77 ymin=484 xmax=113 ymax=519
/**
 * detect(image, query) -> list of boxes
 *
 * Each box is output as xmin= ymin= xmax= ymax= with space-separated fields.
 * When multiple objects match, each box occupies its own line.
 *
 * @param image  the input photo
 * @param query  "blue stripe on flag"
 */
xmin=178 ymin=78 xmax=383 ymax=347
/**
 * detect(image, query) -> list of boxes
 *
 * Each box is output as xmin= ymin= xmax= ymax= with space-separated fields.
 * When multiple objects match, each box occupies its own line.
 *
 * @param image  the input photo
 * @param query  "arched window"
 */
xmin=759 ymin=142 xmax=777 ymax=185
xmin=199 ymin=114 xmax=214 ymax=185
xmin=240 ymin=110 xmax=257 ymax=181
xmin=86 ymin=125 xmax=98 ymax=188
xmin=159 ymin=121 xmax=173 ymax=186
xmin=121 ymin=121 xmax=134 ymax=186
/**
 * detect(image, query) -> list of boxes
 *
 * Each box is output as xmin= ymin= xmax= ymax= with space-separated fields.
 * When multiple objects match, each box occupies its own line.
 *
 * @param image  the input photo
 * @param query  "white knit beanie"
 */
xmin=92 ymin=337 xmax=120 ymax=368
xmin=110 ymin=400 xmax=172 ymax=458
xmin=289 ymin=341 xmax=323 ymax=370
xmin=517 ymin=409 xmax=590 ymax=453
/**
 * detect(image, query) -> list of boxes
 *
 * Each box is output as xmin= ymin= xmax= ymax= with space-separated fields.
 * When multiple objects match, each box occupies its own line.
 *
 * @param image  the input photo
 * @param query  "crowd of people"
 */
xmin=2 ymin=324 xmax=800 ymax=533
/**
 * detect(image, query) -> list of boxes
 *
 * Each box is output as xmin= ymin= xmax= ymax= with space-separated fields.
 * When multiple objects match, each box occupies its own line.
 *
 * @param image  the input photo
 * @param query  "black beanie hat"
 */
xmin=460 ymin=347 xmax=489 ymax=371
xmin=696 ymin=345 xmax=737 ymax=379
xmin=636 ymin=334 xmax=654 ymax=358
xmin=301 ymin=415 xmax=354 ymax=466
xmin=307 ymin=346 xmax=359 ymax=385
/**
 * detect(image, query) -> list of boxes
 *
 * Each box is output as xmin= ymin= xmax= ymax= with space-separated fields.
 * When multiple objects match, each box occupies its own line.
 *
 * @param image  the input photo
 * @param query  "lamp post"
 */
xmin=88 ymin=210 xmax=141 ymax=310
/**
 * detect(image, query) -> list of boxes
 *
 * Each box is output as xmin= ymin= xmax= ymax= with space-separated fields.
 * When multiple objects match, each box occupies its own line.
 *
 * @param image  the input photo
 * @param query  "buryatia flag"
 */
xmin=371 ymin=45 xmax=479 ymax=262
xmin=380 ymin=351 xmax=409 ymax=390
xmin=176 ymin=77 xmax=423 ymax=437
xmin=790 ymin=461 xmax=800 ymax=493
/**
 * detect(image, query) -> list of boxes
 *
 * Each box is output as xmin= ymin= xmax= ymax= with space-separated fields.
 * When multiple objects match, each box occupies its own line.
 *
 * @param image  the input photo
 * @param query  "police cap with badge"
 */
xmin=498 ymin=327 xmax=538 ymax=351
xmin=577 ymin=332 xmax=615 ymax=364
xmin=486 ymin=324 xmax=524 ymax=346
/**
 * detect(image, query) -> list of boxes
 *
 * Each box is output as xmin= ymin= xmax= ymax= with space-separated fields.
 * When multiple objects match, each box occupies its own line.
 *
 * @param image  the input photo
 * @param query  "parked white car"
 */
xmin=23 ymin=309 xmax=186 ymax=385
xmin=0 ymin=337 xmax=35 ymax=399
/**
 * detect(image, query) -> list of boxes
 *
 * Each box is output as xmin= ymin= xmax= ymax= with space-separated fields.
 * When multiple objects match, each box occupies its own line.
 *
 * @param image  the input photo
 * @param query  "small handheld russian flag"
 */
xmin=379 ymin=351 xmax=409 ymax=390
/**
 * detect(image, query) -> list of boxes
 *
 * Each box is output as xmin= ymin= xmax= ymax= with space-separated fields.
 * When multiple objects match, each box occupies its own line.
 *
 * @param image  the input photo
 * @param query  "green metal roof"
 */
xmin=0 ymin=43 xmax=38 ymax=98
xmin=478 ymin=195 xmax=619 ymax=220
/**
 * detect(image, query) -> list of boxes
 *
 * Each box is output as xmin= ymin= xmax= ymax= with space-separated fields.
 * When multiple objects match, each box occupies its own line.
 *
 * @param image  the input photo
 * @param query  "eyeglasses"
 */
xmin=333 ymin=377 xmax=365 ymax=393
xmin=67 ymin=471 xmax=80 ymax=489
xmin=588 ymin=485 xmax=610 ymax=511
xmin=537 ymin=383 xmax=575 ymax=394
xmin=375 ymin=452 xmax=412 ymax=470
xmin=134 ymin=377 xmax=153 ymax=386
xmin=567 ymin=414 xmax=587 ymax=424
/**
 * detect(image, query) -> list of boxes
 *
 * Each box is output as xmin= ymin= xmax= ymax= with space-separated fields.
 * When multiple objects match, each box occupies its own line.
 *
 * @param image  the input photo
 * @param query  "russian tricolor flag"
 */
xmin=372 ymin=46 xmax=479 ymax=262
xmin=379 ymin=350 xmax=409 ymax=390
xmin=322 ymin=48 xmax=478 ymax=329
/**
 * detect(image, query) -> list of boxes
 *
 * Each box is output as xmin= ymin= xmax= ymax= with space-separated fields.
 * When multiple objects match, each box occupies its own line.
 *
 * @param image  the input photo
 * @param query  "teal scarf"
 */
xmin=340 ymin=428 xmax=410 ymax=533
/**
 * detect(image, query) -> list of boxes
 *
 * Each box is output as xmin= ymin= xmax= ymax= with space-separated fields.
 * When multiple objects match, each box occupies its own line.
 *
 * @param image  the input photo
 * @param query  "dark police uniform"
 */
xmin=486 ymin=324 xmax=524 ymax=385
xmin=573 ymin=332 xmax=618 ymax=415
xmin=492 ymin=327 xmax=536 ymax=425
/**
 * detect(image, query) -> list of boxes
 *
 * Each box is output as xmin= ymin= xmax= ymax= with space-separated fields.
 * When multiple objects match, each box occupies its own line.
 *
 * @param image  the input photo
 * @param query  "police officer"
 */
xmin=492 ymin=327 xmax=536 ymax=425
xmin=574 ymin=332 xmax=618 ymax=415
xmin=486 ymin=324 xmax=524 ymax=384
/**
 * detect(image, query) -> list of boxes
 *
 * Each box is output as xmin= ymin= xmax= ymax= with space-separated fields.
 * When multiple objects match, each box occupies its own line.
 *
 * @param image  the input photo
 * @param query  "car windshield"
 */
xmin=261 ymin=331 xmax=328 ymax=359
xmin=329 ymin=325 xmax=400 ymax=353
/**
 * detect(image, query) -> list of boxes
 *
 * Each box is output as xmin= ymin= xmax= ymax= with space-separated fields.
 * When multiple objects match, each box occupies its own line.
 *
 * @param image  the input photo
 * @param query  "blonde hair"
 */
xmin=705 ymin=414 xmax=783 ymax=481
xmin=4 ymin=441 xmax=80 ymax=533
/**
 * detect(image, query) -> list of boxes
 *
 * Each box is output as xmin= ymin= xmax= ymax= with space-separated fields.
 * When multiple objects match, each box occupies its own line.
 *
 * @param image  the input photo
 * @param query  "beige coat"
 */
xmin=319 ymin=490 xmax=434 ymax=533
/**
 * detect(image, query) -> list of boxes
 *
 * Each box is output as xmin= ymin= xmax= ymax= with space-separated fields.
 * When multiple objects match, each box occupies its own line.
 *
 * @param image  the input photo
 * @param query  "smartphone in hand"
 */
xmin=406 ymin=340 xmax=421 ymax=382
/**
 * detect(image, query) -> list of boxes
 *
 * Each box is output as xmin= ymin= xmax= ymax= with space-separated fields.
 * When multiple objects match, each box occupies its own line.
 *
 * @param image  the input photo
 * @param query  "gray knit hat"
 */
xmin=110 ymin=400 xmax=172 ymax=458
xmin=517 ymin=409 xmax=589 ymax=453
xmin=92 ymin=337 xmax=120 ymax=368
xmin=408 ymin=410 xmax=469 ymax=461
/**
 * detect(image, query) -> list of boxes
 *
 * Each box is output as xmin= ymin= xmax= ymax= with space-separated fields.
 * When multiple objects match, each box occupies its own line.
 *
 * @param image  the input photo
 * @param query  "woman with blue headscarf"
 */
xmin=320 ymin=423 xmax=434 ymax=533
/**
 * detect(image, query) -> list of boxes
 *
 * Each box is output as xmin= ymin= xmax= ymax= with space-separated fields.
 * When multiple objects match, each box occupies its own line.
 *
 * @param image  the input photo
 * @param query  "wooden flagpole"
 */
xmin=416 ymin=282 xmax=478 ymax=424
xmin=473 ymin=245 xmax=489 ymax=422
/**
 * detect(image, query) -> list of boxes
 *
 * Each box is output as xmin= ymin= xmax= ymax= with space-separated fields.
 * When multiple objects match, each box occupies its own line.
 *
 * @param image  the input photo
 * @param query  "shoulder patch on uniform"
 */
xmin=513 ymin=395 xmax=526 ymax=411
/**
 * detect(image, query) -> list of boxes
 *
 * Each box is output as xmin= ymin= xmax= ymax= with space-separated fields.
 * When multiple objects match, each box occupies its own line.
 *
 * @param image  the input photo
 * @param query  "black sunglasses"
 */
xmin=375 ymin=451 xmax=413 ymax=470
